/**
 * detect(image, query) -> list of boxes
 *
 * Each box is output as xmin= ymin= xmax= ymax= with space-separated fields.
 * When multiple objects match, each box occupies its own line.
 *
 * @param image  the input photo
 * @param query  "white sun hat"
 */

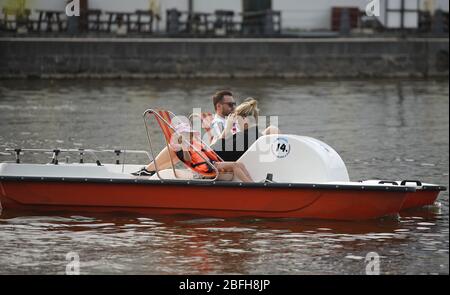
xmin=174 ymin=122 xmax=199 ymax=135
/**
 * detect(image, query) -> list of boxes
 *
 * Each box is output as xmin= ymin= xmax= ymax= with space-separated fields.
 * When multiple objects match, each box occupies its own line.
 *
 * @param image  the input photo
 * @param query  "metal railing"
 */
xmin=4 ymin=148 xmax=152 ymax=168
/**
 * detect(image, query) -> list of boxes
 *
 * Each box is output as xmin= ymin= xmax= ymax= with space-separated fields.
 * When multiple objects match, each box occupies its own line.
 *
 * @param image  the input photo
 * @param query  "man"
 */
xmin=210 ymin=90 xmax=238 ymax=142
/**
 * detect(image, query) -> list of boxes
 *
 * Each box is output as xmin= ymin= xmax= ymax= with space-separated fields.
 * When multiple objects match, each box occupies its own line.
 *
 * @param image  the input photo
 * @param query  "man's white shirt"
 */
xmin=210 ymin=114 xmax=239 ymax=142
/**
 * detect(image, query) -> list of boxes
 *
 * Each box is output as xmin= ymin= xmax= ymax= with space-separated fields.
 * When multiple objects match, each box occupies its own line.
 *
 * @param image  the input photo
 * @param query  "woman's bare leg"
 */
xmin=145 ymin=147 xmax=180 ymax=171
xmin=236 ymin=162 xmax=253 ymax=181
xmin=215 ymin=162 xmax=253 ymax=182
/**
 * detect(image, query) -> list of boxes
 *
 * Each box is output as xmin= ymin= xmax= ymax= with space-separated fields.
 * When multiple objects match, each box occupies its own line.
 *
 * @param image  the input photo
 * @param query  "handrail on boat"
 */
xmin=142 ymin=108 xmax=220 ymax=182
xmin=4 ymin=148 xmax=152 ymax=167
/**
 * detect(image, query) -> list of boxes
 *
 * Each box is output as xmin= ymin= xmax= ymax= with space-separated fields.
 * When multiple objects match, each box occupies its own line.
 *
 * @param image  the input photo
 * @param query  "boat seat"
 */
xmin=150 ymin=169 xmax=195 ymax=180
xmin=217 ymin=172 xmax=234 ymax=181
xmin=147 ymin=109 xmax=225 ymax=180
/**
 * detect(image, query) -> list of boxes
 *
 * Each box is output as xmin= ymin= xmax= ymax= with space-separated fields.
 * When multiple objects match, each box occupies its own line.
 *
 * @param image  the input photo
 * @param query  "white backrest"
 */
xmin=149 ymin=169 xmax=195 ymax=180
xmin=237 ymin=135 xmax=350 ymax=183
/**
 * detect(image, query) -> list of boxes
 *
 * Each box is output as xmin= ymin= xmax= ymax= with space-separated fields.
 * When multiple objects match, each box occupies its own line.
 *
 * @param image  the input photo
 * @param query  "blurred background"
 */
xmin=0 ymin=0 xmax=449 ymax=36
xmin=0 ymin=0 xmax=448 ymax=79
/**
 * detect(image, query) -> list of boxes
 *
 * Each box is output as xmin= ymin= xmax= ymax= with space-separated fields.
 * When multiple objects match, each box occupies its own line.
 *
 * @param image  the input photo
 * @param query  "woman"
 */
xmin=211 ymin=98 xmax=280 ymax=161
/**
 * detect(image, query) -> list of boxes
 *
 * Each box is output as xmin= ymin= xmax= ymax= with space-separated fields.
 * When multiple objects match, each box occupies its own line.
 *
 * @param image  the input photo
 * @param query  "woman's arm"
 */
xmin=263 ymin=125 xmax=280 ymax=135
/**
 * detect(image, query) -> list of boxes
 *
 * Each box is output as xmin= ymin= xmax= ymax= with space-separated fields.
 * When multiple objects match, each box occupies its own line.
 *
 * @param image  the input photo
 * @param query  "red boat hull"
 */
xmin=0 ymin=180 xmax=408 ymax=221
xmin=401 ymin=190 xmax=440 ymax=210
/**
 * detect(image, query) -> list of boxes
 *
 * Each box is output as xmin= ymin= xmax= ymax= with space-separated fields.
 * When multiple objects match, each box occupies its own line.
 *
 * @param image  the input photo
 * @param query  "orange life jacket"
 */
xmin=177 ymin=142 xmax=221 ymax=174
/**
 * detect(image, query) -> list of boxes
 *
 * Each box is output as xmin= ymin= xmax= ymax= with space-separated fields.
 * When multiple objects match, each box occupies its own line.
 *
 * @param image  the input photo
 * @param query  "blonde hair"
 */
xmin=235 ymin=98 xmax=259 ymax=121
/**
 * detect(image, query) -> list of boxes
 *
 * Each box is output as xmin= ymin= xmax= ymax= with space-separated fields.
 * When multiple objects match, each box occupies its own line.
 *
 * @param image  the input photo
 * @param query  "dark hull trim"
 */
xmin=0 ymin=175 xmax=429 ymax=192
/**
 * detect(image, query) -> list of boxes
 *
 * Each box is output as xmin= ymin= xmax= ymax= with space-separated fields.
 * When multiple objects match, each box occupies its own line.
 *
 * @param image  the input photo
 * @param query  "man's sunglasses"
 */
xmin=222 ymin=102 xmax=237 ymax=107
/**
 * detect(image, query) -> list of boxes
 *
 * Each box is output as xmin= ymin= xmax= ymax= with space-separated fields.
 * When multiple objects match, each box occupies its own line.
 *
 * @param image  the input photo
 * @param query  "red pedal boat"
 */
xmin=0 ymin=109 xmax=446 ymax=221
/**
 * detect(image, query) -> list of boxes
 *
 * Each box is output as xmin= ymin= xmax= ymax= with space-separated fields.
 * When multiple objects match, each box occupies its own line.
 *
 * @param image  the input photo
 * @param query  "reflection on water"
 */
xmin=0 ymin=78 xmax=448 ymax=274
xmin=0 ymin=209 xmax=447 ymax=275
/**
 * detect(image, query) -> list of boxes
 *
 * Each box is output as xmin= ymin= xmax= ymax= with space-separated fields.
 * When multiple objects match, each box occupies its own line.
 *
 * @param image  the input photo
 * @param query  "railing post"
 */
xmin=51 ymin=149 xmax=60 ymax=165
xmin=14 ymin=149 xmax=21 ymax=164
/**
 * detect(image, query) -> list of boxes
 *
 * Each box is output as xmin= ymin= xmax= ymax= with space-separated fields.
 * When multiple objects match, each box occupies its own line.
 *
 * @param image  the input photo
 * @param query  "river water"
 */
xmin=0 ymin=78 xmax=448 ymax=275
